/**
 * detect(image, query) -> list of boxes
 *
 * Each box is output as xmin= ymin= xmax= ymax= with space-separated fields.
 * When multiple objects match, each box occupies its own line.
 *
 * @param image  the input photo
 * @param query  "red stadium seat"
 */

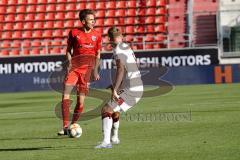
xmin=74 ymin=20 xmax=82 ymax=27
xmin=0 ymin=6 xmax=6 ymax=14
xmin=156 ymin=7 xmax=167 ymax=15
xmin=116 ymin=1 xmax=126 ymax=8
xmin=126 ymin=9 xmax=136 ymax=16
xmin=54 ymin=21 xmax=64 ymax=28
xmin=38 ymin=0 xmax=47 ymax=3
xmin=125 ymin=35 xmax=134 ymax=42
xmin=46 ymin=4 xmax=56 ymax=11
xmin=63 ymin=29 xmax=70 ymax=37
xmin=31 ymin=41 xmax=41 ymax=55
xmin=26 ymin=5 xmax=37 ymax=12
xmin=104 ymin=18 xmax=114 ymax=26
xmin=32 ymin=30 xmax=43 ymax=38
xmin=1 ymin=41 xmax=10 ymax=56
xmin=155 ymin=16 xmax=166 ymax=24
xmin=95 ymin=18 xmax=104 ymax=26
xmin=34 ymin=22 xmax=44 ymax=29
xmin=28 ymin=0 xmax=38 ymax=3
xmin=36 ymin=4 xmax=46 ymax=12
xmin=146 ymin=16 xmax=155 ymax=24
xmin=106 ymin=1 xmax=116 ymax=9
xmin=44 ymin=21 xmax=54 ymax=28
xmin=16 ymin=6 xmax=26 ymax=13
xmin=15 ymin=14 xmax=25 ymax=21
xmin=0 ymin=0 xmax=8 ymax=5
xmin=18 ymin=0 xmax=28 ymax=4
xmin=65 ymin=12 xmax=75 ymax=19
xmin=105 ymin=10 xmax=116 ymax=17
xmin=25 ymin=14 xmax=35 ymax=21
xmin=96 ymin=10 xmax=105 ymax=18
xmin=127 ymin=0 xmax=137 ymax=8
xmin=125 ymin=17 xmax=135 ymax=25
xmin=155 ymin=24 xmax=166 ymax=32
xmin=125 ymin=26 xmax=134 ymax=34
xmin=53 ymin=29 xmax=63 ymax=37
xmin=146 ymin=25 xmax=155 ymax=32
xmin=56 ymin=4 xmax=66 ymax=11
xmin=46 ymin=13 xmax=55 ymax=20
xmin=0 ymin=15 xmax=4 ymax=22
xmin=116 ymin=9 xmax=125 ymax=17
xmin=76 ymin=3 xmax=86 ymax=10
xmin=48 ymin=0 xmax=57 ymax=3
xmin=56 ymin=12 xmax=65 ymax=19
xmin=66 ymin=3 xmax=76 ymax=10
xmin=2 ymin=31 xmax=12 ymax=39
xmin=22 ymin=41 xmax=31 ymax=55
xmin=35 ymin=13 xmax=45 ymax=21
xmin=7 ymin=6 xmax=16 ymax=13
xmin=22 ymin=31 xmax=32 ymax=39
xmin=146 ymin=8 xmax=156 ymax=15
xmin=3 ymin=23 xmax=13 ymax=30
xmin=64 ymin=20 xmax=74 ymax=28
xmin=24 ymin=22 xmax=34 ymax=29
xmin=43 ymin=30 xmax=53 ymax=38
xmin=147 ymin=0 xmax=156 ymax=7
xmin=10 ymin=41 xmax=21 ymax=55
xmin=5 ymin=14 xmax=15 ymax=22
xmin=12 ymin=31 xmax=22 ymax=39
xmin=86 ymin=2 xmax=96 ymax=9
xmin=96 ymin=2 xmax=105 ymax=9
xmin=157 ymin=0 xmax=167 ymax=6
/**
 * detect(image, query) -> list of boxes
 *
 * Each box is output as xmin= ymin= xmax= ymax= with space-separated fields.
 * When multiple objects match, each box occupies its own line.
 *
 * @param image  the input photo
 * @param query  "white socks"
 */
xmin=102 ymin=117 xmax=113 ymax=144
xmin=112 ymin=121 xmax=119 ymax=139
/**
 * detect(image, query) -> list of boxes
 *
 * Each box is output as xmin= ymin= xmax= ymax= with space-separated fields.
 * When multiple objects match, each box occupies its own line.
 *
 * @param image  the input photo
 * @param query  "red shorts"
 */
xmin=64 ymin=67 xmax=92 ymax=94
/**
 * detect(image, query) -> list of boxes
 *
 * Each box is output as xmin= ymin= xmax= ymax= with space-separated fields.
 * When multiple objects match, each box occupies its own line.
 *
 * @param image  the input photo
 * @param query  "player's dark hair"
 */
xmin=108 ymin=26 xmax=122 ymax=40
xmin=79 ymin=9 xmax=95 ymax=21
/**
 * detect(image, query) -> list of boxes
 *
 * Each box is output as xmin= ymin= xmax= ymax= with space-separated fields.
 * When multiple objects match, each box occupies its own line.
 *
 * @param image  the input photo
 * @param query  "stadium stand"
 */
xmin=0 ymin=0 xmax=220 ymax=56
xmin=191 ymin=0 xmax=218 ymax=46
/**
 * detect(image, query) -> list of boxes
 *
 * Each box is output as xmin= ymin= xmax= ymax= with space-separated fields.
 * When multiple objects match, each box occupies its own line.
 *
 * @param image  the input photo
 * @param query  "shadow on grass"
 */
xmin=0 ymin=137 xmax=66 ymax=141
xmin=0 ymin=145 xmax=93 ymax=152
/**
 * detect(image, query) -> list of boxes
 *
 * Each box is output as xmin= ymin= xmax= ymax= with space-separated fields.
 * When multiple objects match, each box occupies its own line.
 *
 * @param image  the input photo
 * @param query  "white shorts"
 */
xmin=107 ymin=88 xmax=143 ymax=112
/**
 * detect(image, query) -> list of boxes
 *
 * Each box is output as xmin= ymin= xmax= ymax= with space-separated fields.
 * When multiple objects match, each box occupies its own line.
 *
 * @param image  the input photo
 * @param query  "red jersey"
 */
xmin=67 ymin=28 xmax=102 ymax=71
xmin=67 ymin=28 xmax=102 ymax=57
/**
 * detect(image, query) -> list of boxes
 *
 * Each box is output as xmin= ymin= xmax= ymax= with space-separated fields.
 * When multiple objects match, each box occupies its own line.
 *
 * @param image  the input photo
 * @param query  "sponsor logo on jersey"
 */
xmin=92 ymin=36 xmax=97 ymax=41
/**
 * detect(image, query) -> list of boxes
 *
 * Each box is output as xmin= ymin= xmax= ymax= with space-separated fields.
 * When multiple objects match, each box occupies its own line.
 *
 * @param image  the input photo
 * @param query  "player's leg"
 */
xmin=71 ymin=71 xmax=90 ymax=123
xmin=111 ymin=112 xmax=120 ymax=144
xmin=71 ymin=92 xmax=85 ymax=124
xmin=95 ymin=104 xmax=113 ymax=148
xmin=58 ymin=71 xmax=78 ymax=136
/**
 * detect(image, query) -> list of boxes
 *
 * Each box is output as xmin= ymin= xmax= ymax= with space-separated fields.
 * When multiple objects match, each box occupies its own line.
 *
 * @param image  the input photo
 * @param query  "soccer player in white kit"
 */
xmin=95 ymin=27 xmax=143 ymax=148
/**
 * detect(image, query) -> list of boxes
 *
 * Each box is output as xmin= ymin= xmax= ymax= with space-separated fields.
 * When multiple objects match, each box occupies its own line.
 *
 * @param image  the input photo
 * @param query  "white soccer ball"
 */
xmin=69 ymin=123 xmax=82 ymax=138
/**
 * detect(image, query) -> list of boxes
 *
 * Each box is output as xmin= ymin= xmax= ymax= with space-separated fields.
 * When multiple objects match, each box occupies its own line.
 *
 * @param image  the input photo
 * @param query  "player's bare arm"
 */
xmin=93 ymin=50 xmax=101 ymax=81
xmin=112 ymin=58 xmax=125 ymax=101
xmin=66 ymin=39 xmax=72 ymax=72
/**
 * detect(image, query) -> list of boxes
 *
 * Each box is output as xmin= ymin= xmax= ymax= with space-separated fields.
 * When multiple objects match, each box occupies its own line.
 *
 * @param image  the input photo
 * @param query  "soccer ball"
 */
xmin=68 ymin=123 xmax=82 ymax=138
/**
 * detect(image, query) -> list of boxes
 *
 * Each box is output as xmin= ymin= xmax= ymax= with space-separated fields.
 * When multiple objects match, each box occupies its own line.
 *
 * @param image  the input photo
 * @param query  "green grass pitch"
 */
xmin=0 ymin=83 xmax=239 ymax=160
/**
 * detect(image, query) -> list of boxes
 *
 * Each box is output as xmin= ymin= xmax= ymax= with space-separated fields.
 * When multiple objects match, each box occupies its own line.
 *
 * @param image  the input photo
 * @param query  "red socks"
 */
xmin=72 ymin=103 xmax=84 ymax=124
xmin=62 ymin=99 xmax=71 ymax=128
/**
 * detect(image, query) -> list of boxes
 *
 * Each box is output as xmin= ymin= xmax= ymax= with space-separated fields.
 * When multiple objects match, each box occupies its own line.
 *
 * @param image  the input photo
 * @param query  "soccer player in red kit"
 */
xmin=58 ymin=9 xmax=102 ymax=135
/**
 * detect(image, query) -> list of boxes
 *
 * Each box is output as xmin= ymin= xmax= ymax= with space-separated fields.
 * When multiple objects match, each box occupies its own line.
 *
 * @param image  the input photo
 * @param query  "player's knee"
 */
xmin=101 ymin=112 xmax=112 ymax=119
xmin=101 ymin=105 xmax=113 ymax=119
xmin=112 ymin=112 xmax=120 ymax=122
xmin=63 ymin=94 xmax=70 ymax=100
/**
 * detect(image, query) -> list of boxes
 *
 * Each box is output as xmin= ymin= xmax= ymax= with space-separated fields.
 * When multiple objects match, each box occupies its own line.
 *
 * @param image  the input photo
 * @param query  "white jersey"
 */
xmin=113 ymin=42 xmax=143 ymax=93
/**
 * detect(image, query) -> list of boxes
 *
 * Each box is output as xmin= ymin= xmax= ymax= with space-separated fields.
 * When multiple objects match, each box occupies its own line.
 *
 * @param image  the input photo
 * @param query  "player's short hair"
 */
xmin=79 ymin=9 xmax=95 ymax=21
xmin=108 ymin=26 xmax=122 ymax=40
